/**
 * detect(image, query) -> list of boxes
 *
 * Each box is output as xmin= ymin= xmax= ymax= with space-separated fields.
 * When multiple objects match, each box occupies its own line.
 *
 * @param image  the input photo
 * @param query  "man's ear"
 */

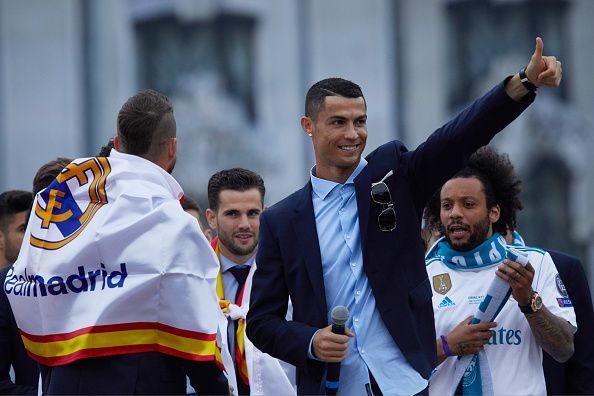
xmin=168 ymin=137 xmax=177 ymax=160
xmin=203 ymin=229 xmax=213 ymax=243
xmin=205 ymin=208 xmax=218 ymax=231
xmin=114 ymin=135 xmax=121 ymax=151
xmin=300 ymin=116 xmax=313 ymax=137
xmin=489 ymin=204 xmax=501 ymax=224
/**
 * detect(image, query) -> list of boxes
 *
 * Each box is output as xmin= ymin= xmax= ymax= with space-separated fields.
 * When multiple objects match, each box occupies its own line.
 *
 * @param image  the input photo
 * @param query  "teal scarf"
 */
xmin=511 ymin=230 xmax=525 ymax=247
xmin=435 ymin=233 xmax=507 ymax=270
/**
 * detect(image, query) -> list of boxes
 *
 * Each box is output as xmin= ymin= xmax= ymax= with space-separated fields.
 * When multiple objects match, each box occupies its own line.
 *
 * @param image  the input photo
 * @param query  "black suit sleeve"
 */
xmin=404 ymin=79 xmax=532 ymax=211
xmin=544 ymin=251 xmax=594 ymax=395
xmin=185 ymin=360 xmax=229 ymax=395
xmin=247 ymin=213 xmax=319 ymax=369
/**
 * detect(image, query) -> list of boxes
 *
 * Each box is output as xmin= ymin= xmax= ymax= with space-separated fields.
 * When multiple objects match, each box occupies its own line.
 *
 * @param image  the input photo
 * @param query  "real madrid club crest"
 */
xmin=432 ymin=273 xmax=452 ymax=295
xmin=30 ymin=157 xmax=111 ymax=250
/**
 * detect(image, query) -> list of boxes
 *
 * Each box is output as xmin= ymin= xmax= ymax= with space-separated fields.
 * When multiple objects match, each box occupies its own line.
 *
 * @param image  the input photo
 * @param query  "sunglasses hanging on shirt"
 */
xmin=371 ymin=170 xmax=396 ymax=232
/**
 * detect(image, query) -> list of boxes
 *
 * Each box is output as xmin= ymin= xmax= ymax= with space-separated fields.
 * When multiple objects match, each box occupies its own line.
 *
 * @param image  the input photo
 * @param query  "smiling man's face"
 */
xmin=206 ymin=188 xmax=263 ymax=264
xmin=303 ymin=95 xmax=368 ymax=184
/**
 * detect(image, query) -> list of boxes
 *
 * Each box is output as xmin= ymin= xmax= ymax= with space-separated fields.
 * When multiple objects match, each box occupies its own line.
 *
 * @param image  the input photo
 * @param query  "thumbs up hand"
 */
xmin=525 ymin=37 xmax=562 ymax=88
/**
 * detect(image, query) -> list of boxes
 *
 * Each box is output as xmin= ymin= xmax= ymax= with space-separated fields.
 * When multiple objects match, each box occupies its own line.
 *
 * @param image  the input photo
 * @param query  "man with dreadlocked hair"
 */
xmin=424 ymin=146 xmax=575 ymax=396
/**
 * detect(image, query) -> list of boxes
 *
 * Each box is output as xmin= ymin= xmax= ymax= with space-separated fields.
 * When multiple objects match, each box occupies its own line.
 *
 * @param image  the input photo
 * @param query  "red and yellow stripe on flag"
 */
xmin=212 ymin=237 xmax=250 ymax=385
xmin=19 ymin=322 xmax=222 ymax=367
xmin=235 ymin=318 xmax=249 ymax=384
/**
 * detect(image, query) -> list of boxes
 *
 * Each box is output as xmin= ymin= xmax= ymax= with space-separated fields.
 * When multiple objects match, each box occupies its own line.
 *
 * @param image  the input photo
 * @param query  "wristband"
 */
xmin=440 ymin=335 xmax=454 ymax=357
xmin=519 ymin=67 xmax=538 ymax=93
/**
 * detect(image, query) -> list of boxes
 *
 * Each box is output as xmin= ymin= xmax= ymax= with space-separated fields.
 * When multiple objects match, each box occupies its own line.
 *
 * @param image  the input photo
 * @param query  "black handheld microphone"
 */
xmin=325 ymin=306 xmax=350 ymax=395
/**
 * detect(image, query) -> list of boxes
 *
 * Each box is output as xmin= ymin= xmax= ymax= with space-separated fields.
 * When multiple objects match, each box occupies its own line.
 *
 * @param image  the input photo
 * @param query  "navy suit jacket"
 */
xmin=543 ymin=250 xmax=594 ymax=395
xmin=0 ymin=266 xmax=39 ymax=395
xmin=247 ymin=81 xmax=531 ymax=394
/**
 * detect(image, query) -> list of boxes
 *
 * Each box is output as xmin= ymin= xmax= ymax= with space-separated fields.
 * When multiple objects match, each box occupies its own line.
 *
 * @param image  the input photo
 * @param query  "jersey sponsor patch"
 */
xmin=433 ymin=273 xmax=452 ymax=295
xmin=557 ymin=297 xmax=573 ymax=307
xmin=555 ymin=274 xmax=568 ymax=297
xmin=438 ymin=296 xmax=455 ymax=309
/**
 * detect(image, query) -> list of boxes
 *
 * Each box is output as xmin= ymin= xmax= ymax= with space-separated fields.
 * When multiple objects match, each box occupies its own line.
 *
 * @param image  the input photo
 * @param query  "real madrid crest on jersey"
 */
xmin=30 ymin=157 xmax=111 ymax=250
xmin=433 ymin=273 xmax=452 ymax=295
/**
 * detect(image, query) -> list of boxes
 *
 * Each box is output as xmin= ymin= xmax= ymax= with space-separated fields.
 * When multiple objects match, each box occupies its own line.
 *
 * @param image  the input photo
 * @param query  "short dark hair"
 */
xmin=32 ymin=157 xmax=73 ymax=196
xmin=424 ymin=146 xmax=523 ymax=236
xmin=305 ymin=78 xmax=365 ymax=120
xmin=117 ymin=89 xmax=174 ymax=157
xmin=98 ymin=138 xmax=115 ymax=157
xmin=207 ymin=168 xmax=265 ymax=212
xmin=422 ymin=191 xmax=442 ymax=235
xmin=0 ymin=190 xmax=33 ymax=231
xmin=181 ymin=195 xmax=202 ymax=214
xmin=181 ymin=196 xmax=206 ymax=228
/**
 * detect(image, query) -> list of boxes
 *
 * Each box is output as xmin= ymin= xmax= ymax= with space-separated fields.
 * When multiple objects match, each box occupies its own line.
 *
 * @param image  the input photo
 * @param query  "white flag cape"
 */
xmin=4 ymin=151 xmax=234 ymax=386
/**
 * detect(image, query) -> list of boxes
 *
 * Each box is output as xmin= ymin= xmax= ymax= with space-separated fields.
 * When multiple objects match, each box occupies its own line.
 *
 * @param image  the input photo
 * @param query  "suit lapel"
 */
xmin=291 ymin=182 xmax=327 ymax=316
xmin=354 ymin=165 xmax=371 ymax=253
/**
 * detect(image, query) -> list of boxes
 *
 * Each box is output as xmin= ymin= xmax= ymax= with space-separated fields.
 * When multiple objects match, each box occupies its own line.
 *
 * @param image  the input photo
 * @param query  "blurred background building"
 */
xmin=1 ymin=0 xmax=593 ymax=291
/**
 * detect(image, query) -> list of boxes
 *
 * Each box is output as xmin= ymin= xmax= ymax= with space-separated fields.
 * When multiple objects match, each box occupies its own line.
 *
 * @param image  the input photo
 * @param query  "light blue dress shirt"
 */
xmin=220 ymin=253 xmax=255 ymax=359
xmin=310 ymin=158 xmax=427 ymax=395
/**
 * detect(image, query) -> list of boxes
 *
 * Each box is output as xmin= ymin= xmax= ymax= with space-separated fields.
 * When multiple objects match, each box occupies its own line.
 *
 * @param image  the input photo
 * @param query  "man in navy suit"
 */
xmin=543 ymin=250 xmax=594 ymax=395
xmin=247 ymin=38 xmax=562 ymax=395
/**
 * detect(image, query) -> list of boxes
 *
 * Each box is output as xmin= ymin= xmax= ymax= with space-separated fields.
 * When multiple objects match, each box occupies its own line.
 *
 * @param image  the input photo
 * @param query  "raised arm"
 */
xmin=404 ymin=37 xmax=562 ymax=213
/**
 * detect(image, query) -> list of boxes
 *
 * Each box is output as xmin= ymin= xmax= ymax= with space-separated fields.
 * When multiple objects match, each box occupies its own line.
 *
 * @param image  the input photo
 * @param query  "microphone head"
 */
xmin=331 ymin=306 xmax=350 ymax=326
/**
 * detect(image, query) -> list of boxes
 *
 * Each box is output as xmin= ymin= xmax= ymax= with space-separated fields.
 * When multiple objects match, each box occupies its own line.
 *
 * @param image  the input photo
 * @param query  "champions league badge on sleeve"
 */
xmin=555 ymin=274 xmax=568 ymax=296
xmin=555 ymin=274 xmax=573 ymax=307
xmin=30 ymin=157 xmax=111 ymax=250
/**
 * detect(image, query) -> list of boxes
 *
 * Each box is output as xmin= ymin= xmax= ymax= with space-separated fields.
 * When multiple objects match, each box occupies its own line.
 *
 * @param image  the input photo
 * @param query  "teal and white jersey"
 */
xmin=426 ymin=246 xmax=576 ymax=396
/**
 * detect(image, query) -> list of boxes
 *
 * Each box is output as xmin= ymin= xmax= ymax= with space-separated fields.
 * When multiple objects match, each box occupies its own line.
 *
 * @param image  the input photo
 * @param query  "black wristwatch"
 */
xmin=518 ymin=291 xmax=543 ymax=314
xmin=519 ymin=67 xmax=538 ymax=93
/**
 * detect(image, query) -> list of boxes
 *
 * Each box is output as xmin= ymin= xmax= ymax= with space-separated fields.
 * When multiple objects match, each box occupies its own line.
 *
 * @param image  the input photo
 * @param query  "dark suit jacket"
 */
xmin=39 ymin=352 xmax=227 ymax=395
xmin=543 ymin=250 xmax=594 ymax=395
xmin=247 ymin=81 xmax=531 ymax=394
xmin=0 ymin=265 xmax=39 ymax=395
